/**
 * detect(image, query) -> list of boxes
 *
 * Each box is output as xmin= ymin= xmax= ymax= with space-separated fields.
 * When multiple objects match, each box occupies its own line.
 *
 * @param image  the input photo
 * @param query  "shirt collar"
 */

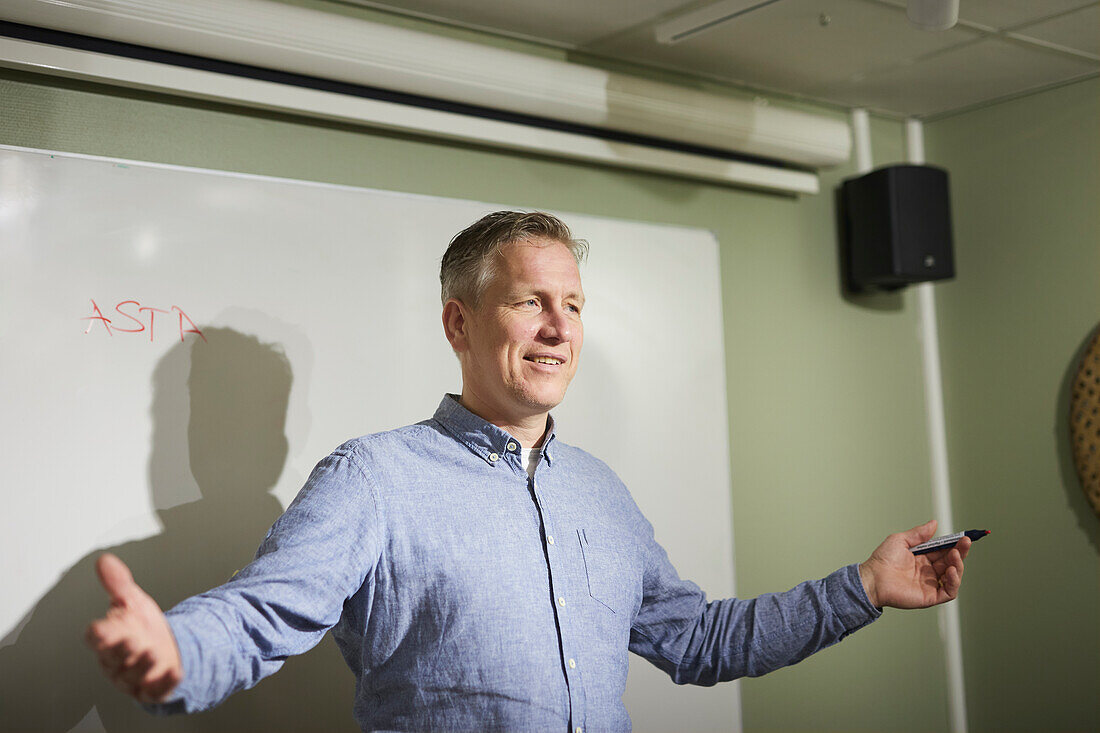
xmin=433 ymin=394 xmax=556 ymax=467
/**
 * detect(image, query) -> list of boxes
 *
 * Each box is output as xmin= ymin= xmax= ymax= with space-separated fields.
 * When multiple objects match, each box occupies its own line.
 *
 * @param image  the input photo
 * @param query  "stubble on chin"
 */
xmin=509 ymin=378 xmax=568 ymax=413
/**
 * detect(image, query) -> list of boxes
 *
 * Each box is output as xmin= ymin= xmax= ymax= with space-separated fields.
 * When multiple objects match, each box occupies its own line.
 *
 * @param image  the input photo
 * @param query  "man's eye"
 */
xmin=566 ymin=304 xmax=581 ymax=314
xmin=522 ymin=299 xmax=539 ymax=307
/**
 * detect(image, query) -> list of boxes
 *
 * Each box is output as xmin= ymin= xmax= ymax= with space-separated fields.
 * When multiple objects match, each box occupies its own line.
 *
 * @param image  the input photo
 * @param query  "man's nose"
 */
xmin=539 ymin=307 xmax=574 ymax=342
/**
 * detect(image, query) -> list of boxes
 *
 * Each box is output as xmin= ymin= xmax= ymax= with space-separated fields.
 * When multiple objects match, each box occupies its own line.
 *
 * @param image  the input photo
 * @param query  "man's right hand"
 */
xmin=85 ymin=553 xmax=183 ymax=703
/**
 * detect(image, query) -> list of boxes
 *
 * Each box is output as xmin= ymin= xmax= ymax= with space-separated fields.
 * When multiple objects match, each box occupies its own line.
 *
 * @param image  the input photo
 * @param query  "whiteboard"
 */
xmin=0 ymin=145 xmax=737 ymax=733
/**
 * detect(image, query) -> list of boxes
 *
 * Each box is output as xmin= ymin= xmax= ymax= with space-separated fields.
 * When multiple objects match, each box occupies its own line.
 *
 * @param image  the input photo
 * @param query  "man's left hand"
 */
xmin=858 ymin=520 xmax=970 ymax=610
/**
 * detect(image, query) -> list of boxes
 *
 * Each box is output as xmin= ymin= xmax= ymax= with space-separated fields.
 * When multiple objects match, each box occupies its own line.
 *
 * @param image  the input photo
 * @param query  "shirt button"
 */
xmin=547 ymin=535 xmax=555 ymax=545
xmin=557 ymin=596 xmax=566 ymax=607
xmin=568 ymin=658 xmax=576 ymax=669
xmin=488 ymin=452 xmax=499 ymax=462
xmin=507 ymin=441 xmax=517 ymax=451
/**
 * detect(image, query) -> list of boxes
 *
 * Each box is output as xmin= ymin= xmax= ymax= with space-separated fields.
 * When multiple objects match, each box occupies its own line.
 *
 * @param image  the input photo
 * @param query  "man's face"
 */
xmin=453 ymin=238 xmax=584 ymax=426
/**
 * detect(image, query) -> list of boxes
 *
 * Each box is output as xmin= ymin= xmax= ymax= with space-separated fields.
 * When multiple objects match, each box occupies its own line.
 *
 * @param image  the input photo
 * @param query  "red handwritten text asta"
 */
xmin=82 ymin=299 xmax=207 ymax=343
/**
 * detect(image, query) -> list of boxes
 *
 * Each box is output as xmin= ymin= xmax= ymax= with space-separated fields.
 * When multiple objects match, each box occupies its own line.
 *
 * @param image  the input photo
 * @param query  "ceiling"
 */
xmin=341 ymin=0 xmax=1100 ymax=118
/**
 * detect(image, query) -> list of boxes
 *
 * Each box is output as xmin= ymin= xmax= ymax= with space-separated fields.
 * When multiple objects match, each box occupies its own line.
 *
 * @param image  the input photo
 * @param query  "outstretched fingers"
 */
xmin=86 ymin=553 xmax=183 ymax=702
xmin=117 ymin=650 xmax=157 ymax=696
xmin=86 ymin=618 xmax=134 ymax=672
xmin=87 ymin=623 xmax=141 ymax=680
xmin=88 ymin=632 xmax=175 ymax=701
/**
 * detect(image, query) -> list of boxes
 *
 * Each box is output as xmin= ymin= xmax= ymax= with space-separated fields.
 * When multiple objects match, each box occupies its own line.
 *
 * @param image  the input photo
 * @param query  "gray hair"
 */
xmin=440 ymin=211 xmax=588 ymax=306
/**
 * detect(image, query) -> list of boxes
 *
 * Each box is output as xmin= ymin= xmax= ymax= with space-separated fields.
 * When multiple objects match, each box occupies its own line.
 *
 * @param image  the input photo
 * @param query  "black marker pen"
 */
xmin=910 ymin=529 xmax=990 ymax=555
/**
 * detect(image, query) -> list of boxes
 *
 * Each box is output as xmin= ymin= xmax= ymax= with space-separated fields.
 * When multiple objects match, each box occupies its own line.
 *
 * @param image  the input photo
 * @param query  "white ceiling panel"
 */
xmin=324 ymin=0 xmax=1099 ymax=117
xmin=1013 ymin=4 xmax=1100 ymax=57
xmin=952 ymin=0 xmax=1095 ymax=30
xmin=822 ymin=35 xmax=1099 ymax=117
xmin=349 ymin=0 xmax=686 ymax=46
xmin=586 ymin=0 xmax=980 ymax=97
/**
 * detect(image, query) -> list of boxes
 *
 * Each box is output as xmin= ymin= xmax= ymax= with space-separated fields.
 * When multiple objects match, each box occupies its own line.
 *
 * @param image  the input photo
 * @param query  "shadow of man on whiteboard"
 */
xmin=0 ymin=328 xmax=357 ymax=733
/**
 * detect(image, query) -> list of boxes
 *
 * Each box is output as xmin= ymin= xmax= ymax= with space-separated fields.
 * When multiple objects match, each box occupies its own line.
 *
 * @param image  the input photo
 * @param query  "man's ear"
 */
xmin=442 ymin=298 xmax=470 ymax=353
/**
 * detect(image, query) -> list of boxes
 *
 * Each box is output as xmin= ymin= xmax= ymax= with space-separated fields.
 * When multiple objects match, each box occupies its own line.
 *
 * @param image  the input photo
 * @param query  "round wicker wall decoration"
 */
xmin=1071 ymin=323 xmax=1100 ymax=518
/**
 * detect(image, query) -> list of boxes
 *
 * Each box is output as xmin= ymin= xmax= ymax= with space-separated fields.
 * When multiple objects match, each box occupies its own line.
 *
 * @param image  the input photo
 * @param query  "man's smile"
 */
xmin=524 ymin=354 xmax=566 ymax=366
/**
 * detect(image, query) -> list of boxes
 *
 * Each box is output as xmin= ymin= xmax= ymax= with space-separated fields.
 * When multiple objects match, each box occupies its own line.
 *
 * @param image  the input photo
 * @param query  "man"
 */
xmin=87 ymin=211 xmax=971 ymax=731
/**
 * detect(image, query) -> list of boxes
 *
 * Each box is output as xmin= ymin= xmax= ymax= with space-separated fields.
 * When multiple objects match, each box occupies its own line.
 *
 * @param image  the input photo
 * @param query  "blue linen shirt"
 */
xmin=159 ymin=395 xmax=880 ymax=731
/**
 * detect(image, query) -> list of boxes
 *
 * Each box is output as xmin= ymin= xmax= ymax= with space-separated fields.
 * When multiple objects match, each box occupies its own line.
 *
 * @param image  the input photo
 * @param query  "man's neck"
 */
xmin=457 ymin=393 xmax=549 ymax=449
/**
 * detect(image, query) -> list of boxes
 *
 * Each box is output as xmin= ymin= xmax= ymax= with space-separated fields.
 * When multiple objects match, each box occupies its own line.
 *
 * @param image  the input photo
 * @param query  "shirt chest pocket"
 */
xmin=577 ymin=528 xmax=635 ymax=615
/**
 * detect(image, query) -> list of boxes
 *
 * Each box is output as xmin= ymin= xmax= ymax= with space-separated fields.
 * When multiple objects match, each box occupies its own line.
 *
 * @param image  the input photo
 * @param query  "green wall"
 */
xmin=2 ymin=21 xmax=963 ymax=731
xmin=926 ymin=77 xmax=1100 ymax=732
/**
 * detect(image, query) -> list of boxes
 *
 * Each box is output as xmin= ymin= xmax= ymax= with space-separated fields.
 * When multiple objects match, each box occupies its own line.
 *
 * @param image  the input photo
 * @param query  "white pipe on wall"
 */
xmin=850 ymin=109 xmax=872 ymax=174
xmin=850 ymin=110 xmax=967 ymax=732
xmin=906 ymin=118 xmax=968 ymax=733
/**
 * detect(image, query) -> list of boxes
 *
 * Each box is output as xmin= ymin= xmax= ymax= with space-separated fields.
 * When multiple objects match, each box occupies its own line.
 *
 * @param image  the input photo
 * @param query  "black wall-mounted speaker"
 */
xmin=840 ymin=164 xmax=955 ymax=292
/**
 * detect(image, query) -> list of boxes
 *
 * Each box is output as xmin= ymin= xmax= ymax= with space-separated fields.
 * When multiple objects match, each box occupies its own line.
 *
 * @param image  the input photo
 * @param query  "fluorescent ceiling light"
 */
xmin=655 ymin=0 xmax=781 ymax=44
